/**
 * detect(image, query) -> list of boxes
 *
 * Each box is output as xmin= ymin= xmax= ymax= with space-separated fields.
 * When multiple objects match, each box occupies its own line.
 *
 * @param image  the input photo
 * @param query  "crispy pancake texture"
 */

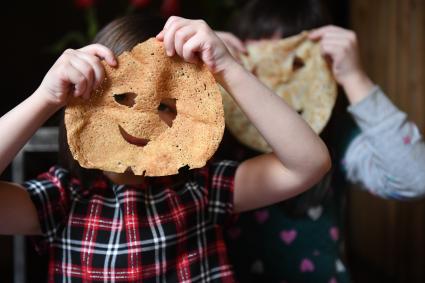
xmin=65 ymin=38 xmax=224 ymax=176
xmin=222 ymin=32 xmax=337 ymax=152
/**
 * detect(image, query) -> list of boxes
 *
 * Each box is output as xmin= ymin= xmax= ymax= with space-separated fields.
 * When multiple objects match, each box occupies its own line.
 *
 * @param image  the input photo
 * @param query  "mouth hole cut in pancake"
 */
xmin=119 ymin=125 xmax=150 ymax=147
xmin=117 ymin=97 xmax=177 ymax=146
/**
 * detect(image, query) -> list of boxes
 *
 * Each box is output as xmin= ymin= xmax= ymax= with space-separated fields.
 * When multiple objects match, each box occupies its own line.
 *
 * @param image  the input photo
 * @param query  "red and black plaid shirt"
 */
xmin=24 ymin=160 xmax=238 ymax=282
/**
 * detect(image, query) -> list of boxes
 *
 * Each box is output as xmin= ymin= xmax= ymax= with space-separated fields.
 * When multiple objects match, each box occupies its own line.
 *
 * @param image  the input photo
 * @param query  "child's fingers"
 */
xmin=309 ymin=25 xmax=345 ymax=40
xmin=182 ymin=34 xmax=217 ymax=70
xmin=320 ymin=31 xmax=357 ymax=45
xmin=79 ymin=44 xmax=117 ymax=66
xmin=156 ymin=30 xmax=165 ymax=41
xmin=65 ymin=65 xmax=88 ymax=98
xmin=75 ymin=52 xmax=105 ymax=89
xmin=69 ymin=56 xmax=95 ymax=99
xmin=320 ymin=38 xmax=347 ymax=48
xmin=182 ymin=36 xmax=201 ymax=64
xmin=174 ymin=25 xmax=197 ymax=58
xmin=164 ymin=15 xmax=181 ymax=31
xmin=320 ymin=41 xmax=338 ymax=54
xmin=163 ymin=18 xmax=188 ymax=56
xmin=320 ymin=36 xmax=357 ymax=58
xmin=308 ymin=28 xmax=324 ymax=40
xmin=320 ymin=42 xmax=344 ymax=62
xmin=155 ymin=16 xmax=181 ymax=49
xmin=308 ymin=25 xmax=335 ymax=40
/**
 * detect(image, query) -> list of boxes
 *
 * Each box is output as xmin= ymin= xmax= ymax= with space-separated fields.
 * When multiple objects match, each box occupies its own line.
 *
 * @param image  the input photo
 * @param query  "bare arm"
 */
xmin=0 ymin=45 xmax=116 ymax=235
xmin=218 ymin=61 xmax=331 ymax=211
xmin=0 ymin=182 xmax=41 ymax=234
xmin=0 ymin=91 xmax=60 ymax=174
xmin=157 ymin=17 xmax=331 ymax=212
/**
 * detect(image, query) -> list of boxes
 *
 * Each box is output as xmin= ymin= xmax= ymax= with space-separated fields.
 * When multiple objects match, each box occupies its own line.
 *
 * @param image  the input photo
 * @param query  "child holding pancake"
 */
xmin=216 ymin=0 xmax=425 ymax=282
xmin=0 ymin=15 xmax=331 ymax=282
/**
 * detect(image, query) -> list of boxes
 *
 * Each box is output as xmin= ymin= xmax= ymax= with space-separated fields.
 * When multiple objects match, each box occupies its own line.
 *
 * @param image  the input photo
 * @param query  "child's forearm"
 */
xmin=0 ymin=44 xmax=115 ymax=176
xmin=341 ymin=72 xmax=375 ymax=105
xmin=217 ymin=62 xmax=331 ymax=177
xmin=0 ymin=89 xmax=60 ymax=174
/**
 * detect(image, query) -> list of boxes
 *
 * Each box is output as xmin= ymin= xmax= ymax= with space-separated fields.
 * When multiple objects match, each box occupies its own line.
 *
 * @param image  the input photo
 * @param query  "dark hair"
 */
xmin=229 ymin=0 xmax=331 ymax=40
xmin=59 ymin=14 xmax=166 ymax=187
xmin=93 ymin=14 xmax=166 ymax=56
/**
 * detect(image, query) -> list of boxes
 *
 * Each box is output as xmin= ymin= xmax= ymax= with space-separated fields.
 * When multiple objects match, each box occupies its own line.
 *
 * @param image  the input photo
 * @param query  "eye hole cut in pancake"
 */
xmin=292 ymin=56 xmax=305 ymax=71
xmin=157 ymin=98 xmax=177 ymax=127
xmin=114 ymin=92 xmax=137 ymax=107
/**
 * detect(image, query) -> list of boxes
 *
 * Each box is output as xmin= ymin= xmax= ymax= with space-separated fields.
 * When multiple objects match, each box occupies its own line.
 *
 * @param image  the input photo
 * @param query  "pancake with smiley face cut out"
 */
xmin=65 ymin=38 xmax=225 ymax=176
xmin=222 ymin=32 xmax=337 ymax=153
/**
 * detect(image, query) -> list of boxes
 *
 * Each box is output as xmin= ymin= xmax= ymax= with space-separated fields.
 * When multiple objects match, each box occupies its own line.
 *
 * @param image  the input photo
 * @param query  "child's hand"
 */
xmin=309 ymin=25 xmax=374 ymax=104
xmin=309 ymin=26 xmax=368 ymax=87
xmin=215 ymin=31 xmax=247 ymax=62
xmin=156 ymin=16 xmax=236 ymax=74
xmin=38 ymin=44 xmax=117 ymax=107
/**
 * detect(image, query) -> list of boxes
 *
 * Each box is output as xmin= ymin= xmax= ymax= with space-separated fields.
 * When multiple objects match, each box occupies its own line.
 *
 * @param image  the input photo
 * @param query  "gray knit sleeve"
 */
xmin=343 ymin=86 xmax=425 ymax=199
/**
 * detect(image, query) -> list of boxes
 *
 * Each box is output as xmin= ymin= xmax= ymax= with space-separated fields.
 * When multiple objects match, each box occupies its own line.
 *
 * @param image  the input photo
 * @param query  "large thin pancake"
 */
xmin=222 ymin=32 xmax=337 ymax=152
xmin=65 ymin=38 xmax=224 ymax=176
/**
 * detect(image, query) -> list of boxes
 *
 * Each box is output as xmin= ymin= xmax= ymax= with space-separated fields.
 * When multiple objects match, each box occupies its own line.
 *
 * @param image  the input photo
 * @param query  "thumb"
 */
xmin=308 ymin=27 xmax=326 ymax=41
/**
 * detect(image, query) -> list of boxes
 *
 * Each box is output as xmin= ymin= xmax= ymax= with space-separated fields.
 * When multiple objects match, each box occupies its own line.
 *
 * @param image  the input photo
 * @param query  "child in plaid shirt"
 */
xmin=0 ymin=15 xmax=330 ymax=282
